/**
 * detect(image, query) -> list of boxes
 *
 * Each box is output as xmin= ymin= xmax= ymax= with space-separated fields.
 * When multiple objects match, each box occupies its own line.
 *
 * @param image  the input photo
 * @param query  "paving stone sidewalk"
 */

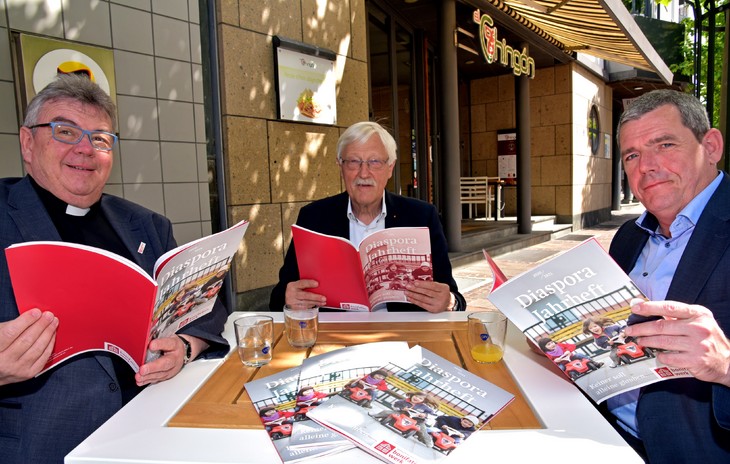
xmin=454 ymin=203 xmax=646 ymax=311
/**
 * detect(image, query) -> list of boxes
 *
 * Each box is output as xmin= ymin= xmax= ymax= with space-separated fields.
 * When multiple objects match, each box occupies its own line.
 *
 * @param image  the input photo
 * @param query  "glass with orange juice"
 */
xmin=468 ymin=311 xmax=507 ymax=363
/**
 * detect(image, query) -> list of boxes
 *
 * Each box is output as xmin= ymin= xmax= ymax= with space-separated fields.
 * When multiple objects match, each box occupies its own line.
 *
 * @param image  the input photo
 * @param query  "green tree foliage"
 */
xmin=670 ymin=9 xmax=726 ymax=127
xmin=621 ymin=0 xmax=672 ymax=14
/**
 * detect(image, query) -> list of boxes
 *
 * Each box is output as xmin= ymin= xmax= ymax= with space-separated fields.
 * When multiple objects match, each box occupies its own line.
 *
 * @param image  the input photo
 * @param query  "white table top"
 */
xmin=66 ymin=311 xmax=642 ymax=463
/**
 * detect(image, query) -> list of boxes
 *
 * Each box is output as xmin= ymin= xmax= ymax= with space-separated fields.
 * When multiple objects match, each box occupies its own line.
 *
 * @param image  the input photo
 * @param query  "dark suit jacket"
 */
xmin=0 ymin=176 xmax=229 ymax=464
xmin=609 ymin=172 xmax=730 ymax=463
xmin=270 ymin=191 xmax=465 ymax=311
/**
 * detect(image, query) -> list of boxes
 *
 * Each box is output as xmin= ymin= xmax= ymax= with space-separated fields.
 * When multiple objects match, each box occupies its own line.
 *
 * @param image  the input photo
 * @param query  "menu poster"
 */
xmin=274 ymin=36 xmax=336 ymax=125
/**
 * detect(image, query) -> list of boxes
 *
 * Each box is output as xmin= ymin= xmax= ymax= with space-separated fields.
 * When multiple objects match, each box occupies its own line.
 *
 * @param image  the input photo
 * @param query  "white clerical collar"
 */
xmin=66 ymin=204 xmax=91 ymax=216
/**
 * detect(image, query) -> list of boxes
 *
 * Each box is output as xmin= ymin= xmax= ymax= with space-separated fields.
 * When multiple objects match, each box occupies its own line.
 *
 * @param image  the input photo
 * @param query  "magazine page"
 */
xmin=358 ymin=227 xmax=431 ymax=310
xmin=5 ymin=219 xmax=249 ymax=373
xmin=244 ymin=365 xmax=352 ymax=463
xmin=289 ymin=341 xmax=411 ymax=449
xmin=148 ymin=220 xmax=249 ymax=343
xmin=291 ymin=224 xmax=370 ymax=311
xmin=487 ymin=238 xmax=692 ymax=404
xmin=307 ymin=345 xmax=515 ymax=463
xmin=6 ymin=241 xmax=158 ymax=373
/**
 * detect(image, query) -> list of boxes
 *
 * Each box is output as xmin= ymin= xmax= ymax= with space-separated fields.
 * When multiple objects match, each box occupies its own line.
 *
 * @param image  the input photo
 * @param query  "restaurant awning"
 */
xmin=488 ymin=0 xmax=674 ymax=84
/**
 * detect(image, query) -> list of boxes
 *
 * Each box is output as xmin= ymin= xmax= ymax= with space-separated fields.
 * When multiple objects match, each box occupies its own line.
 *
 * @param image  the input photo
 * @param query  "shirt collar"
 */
xmin=29 ymin=175 xmax=98 ymax=217
xmin=347 ymin=194 xmax=387 ymax=225
xmin=635 ymin=171 xmax=722 ymax=236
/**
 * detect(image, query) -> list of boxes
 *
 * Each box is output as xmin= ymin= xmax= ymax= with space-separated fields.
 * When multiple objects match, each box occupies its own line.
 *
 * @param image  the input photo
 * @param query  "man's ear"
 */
xmin=702 ymin=128 xmax=724 ymax=164
xmin=19 ymin=126 xmax=34 ymax=164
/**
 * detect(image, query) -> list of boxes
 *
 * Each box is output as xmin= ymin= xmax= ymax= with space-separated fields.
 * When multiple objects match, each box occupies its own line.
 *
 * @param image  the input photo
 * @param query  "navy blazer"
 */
xmin=0 ymin=176 xmax=229 ymax=464
xmin=609 ymin=172 xmax=730 ymax=462
xmin=270 ymin=191 xmax=465 ymax=311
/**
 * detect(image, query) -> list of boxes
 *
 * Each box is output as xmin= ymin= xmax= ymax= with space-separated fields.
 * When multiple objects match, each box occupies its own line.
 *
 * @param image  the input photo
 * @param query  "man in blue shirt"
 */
xmin=607 ymin=89 xmax=730 ymax=462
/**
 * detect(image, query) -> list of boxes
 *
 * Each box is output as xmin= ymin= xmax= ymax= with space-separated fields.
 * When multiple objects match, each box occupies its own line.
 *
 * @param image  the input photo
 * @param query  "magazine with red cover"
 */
xmin=291 ymin=225 xmax=432 ymax=311
xmin=5 ymin=219 xmax=248 ymax=374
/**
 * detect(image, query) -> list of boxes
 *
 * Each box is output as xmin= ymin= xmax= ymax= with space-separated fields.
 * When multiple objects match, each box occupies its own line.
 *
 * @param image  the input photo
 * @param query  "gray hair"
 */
xmin=337 ymin=121 xmax=397 ymax=164
xmin=23 ymin=73 xmax=117 ymax=130
xmin=617 ymin=89 xmax=710 ymax=145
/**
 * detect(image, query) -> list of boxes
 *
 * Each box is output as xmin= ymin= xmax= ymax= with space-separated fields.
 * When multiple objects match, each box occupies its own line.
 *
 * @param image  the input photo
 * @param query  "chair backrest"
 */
xmin=460 ymin=177 xmax=493 ymax=202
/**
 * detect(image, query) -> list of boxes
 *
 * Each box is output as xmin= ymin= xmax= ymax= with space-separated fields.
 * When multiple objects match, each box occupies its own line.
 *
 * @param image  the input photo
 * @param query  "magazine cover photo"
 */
xmin=307 ymin=346 xmax=514 ymax=463
xmin=487 ymin=239 xmax=692 ymax=404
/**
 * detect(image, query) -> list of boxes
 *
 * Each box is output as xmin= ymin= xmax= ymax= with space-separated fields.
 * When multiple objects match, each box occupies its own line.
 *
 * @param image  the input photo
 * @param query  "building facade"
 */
xmin=0 ymin=0 xmax=668 ymax=311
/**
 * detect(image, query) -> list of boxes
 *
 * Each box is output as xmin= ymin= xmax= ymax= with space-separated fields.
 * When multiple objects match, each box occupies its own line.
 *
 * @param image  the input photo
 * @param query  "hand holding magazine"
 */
xmin=5 ymin=219 xmax=248 ymax=373
xmin=292 ymin=225 xmax=432 ymax=311
xmin=485 ymin=238 xmax=692 ymax=404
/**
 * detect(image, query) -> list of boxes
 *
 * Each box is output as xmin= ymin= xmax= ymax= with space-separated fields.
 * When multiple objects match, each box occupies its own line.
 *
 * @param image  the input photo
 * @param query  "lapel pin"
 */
xmin=138 ymin=242 xmax=146 ymax=254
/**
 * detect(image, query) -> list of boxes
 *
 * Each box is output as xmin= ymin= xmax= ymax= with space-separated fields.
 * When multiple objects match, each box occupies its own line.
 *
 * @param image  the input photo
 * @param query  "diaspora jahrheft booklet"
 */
xmin=306 ymin=345 xmax=515 ymax=464
xmin=289 ymin=341 xmax=411 ymax=450
xmin=5 ymin=219 xmax=249 ymax=374
xmin=243 ymin=365 xmax=353 ymax=463
xmin=291 ymin=225 xmax=432 ymax=311
xmin=486 ymin=238 xmax=693 ymax=404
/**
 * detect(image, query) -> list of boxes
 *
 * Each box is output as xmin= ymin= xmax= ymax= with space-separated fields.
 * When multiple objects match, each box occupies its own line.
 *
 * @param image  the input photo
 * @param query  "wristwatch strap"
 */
xmin=177 ymin=335 xmax=192 ymax=365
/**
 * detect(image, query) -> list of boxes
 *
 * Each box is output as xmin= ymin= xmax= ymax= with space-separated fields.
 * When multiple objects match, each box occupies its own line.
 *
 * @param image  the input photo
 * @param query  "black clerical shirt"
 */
xmin=29 ymin=177 xmax=141 ymax=401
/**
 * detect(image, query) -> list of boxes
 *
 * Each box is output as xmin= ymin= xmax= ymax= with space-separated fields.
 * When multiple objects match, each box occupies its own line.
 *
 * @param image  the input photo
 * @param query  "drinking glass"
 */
xmin=467 ymin=311 xmax=507 ymax=363
xmin=283 ymin=305 xmax=319 ymax=348
xmin=234 ymin=315 xmax=273 ymax=367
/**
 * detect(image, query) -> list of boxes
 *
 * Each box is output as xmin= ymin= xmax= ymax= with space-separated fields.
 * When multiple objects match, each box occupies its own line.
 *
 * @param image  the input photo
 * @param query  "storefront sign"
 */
xmin=273 ymin=36 xmax=337 ymax=125
xmin=473 ymin=10 xmax=536 ymax=79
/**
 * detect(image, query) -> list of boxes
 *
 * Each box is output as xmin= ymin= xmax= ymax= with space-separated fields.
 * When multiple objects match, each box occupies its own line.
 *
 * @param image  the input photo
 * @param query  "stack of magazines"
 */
xmin=244 ymin=342 xmax=515 ymax=464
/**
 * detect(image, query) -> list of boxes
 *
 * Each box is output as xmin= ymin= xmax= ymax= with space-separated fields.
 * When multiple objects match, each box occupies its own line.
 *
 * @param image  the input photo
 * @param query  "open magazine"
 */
xmin=292 ymin=225 xmax=432 ymax=311
xmin=306 ymin=345 xmax=515 ymax=464
xmin=289 ymin=341 xmax=411 ymax=450
xmin=5 ymin=219 xmax=248 ymax=373
xmin=485 ymin=238 xmax=692 ymax=404
xmin=243 ymin=365 xmax=352 ymax=463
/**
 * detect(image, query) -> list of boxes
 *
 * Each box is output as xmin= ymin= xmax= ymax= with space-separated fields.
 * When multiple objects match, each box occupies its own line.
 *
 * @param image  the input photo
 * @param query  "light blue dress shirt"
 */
xmin=347 ymin=195 xmax=387 ymax=246
xmin=607 ymin=171 xmax=723 ymax=438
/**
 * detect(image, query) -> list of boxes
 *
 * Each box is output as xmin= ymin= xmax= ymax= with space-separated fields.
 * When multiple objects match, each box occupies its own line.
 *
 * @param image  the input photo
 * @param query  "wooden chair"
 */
xmin=460 ymin=176 xmax=500 ymax=219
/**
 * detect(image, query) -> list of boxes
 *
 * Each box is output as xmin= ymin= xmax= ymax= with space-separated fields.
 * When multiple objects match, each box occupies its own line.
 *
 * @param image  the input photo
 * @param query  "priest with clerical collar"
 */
xmin=0 ymin=74 xmax=228 ymax=464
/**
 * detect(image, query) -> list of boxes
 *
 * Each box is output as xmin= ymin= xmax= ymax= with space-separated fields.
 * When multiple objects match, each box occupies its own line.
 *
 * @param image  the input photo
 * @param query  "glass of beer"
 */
xmin=283 ymin=305 xmax=319 ymax=348
xmin=468 ymin=311 xmax=507 ymax=363
xmin=234 ymin=315 xmax=274 ymax=367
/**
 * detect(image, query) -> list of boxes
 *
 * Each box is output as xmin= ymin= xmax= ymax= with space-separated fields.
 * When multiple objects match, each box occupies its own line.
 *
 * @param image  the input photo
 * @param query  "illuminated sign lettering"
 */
xmin=473 ymin=10 xmax=536 ymax=79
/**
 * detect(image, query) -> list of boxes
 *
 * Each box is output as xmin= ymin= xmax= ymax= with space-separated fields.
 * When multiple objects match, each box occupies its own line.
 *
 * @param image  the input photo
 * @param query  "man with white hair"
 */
xmin=270 ymin=121 xmax=465 ymax=312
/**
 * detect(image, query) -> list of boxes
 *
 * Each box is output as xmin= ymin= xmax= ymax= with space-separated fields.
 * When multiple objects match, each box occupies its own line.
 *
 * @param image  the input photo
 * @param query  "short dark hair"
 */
xmin=23 ymin=73 xmax=117 ymax=130
xmin=617 ymin=89 xmax=709 ymax=145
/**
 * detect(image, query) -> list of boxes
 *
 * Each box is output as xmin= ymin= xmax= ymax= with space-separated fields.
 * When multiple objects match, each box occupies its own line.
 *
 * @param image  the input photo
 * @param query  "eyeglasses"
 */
xmin=339 ymin=158 xmax=390 ymax=171
xmin=28 ymin=122 xmax=118 ymax=152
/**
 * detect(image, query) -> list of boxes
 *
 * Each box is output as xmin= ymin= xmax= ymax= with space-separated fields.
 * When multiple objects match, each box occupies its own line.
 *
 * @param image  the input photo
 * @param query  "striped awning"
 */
xmin=489 ymin=0 xmax=673 ymax=83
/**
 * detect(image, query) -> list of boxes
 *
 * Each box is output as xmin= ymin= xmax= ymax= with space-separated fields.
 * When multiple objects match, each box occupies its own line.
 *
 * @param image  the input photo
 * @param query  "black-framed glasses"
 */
xmin=339 ymin=158 xmax=390 ymax=171
xmin=28 ymin=122 xmax=118 ymax=152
